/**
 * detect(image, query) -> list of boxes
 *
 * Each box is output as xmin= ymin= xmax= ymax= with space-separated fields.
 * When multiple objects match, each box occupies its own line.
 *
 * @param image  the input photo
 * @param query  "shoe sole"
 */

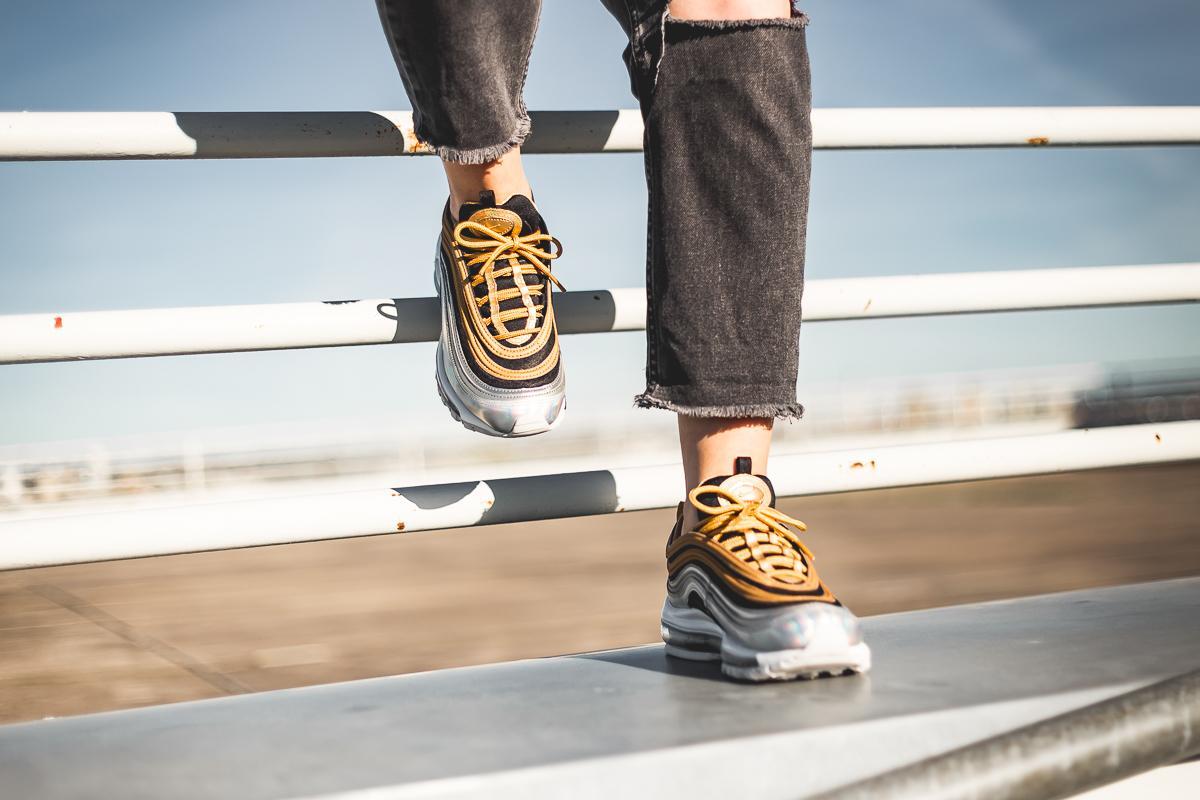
xmin=661 ymin=603 xmax=871 ymax=682
xmin=433 ymin=247 xmax=565 ymax=438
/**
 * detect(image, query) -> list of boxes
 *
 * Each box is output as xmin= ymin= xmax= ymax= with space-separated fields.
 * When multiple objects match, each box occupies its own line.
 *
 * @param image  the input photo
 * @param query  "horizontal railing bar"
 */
xmin=811 ymin=668 xmax=1200 ymax=800
xmin=2 ymin=263 xmax=1197 ymax=365
xmin=3 ymin=107 xmax=1200 ymax=161
xmin=1 ymin=421 xmax=1195 ymax=570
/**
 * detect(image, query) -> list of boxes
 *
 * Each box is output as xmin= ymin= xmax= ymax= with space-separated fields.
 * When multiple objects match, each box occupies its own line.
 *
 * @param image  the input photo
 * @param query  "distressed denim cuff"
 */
xmin=426 ymin=114 xmax=532 ymax=165
xmin=635 ymin=384 xmax=805 ymax=421
xmin=376 ymin=0 xmax=539 ymax=166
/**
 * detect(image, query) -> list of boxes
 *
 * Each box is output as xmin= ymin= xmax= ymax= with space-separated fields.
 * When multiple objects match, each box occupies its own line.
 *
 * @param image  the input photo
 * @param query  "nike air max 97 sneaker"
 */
xmin=661 ymin=456 xmax=871 ymax=681
xmin=434 ymin=191 xmax=566 ymax=437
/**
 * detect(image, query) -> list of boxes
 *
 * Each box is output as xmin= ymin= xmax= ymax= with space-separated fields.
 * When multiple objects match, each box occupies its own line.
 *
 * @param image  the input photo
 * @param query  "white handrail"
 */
xmin=3 ymin=107 xmax=1200 ymax=160
xmin=2 ymin=263 xmax=1197 ymax=365
xmin=2 ymin=421 xmax=1195 ymax=570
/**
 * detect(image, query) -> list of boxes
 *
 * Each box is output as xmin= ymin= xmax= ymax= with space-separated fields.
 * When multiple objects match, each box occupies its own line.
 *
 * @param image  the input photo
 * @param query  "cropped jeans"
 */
xmin=375 ymin=1 xmax=813 ymax=419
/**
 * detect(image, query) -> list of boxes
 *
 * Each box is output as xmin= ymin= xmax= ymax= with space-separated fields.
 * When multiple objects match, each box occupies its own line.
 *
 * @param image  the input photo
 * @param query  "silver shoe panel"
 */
xmin=664 ymin=563 xmax=865 ymax=655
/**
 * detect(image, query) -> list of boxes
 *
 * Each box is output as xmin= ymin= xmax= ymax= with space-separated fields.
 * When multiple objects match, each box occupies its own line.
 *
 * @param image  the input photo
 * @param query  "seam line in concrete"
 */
xmin=27 ymin=583 xmax=252 ymax=696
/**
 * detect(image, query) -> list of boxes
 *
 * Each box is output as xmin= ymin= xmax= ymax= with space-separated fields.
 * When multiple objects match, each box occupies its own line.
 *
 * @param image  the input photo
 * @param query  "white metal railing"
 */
xmin=3 ymin=107 xmax=1200 ymax=160
xmin=2 ymin=263 xmax=1197 ymax=364
xmin=2 ymin=421 xmax=1196 ymax=570
xmin=2 ymin=105 xmax=1199 ymax=570
xmin=2 ymin=362 xmax=1111 ymax=513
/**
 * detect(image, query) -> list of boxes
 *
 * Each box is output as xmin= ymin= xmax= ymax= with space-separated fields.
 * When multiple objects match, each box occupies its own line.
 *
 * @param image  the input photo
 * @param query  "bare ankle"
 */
xmin=444 ymin=148 xmax=533 ymax=216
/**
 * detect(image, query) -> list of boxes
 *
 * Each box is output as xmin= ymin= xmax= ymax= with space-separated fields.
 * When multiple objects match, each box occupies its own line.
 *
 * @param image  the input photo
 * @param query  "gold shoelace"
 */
xmin=453 ymin=220 xmax=564 ymax=341
xmin=688 ymin=485 xmax=815 ymax=584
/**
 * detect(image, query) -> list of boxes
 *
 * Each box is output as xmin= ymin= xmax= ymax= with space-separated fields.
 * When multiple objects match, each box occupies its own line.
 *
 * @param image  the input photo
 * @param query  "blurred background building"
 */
xmin=3 ymin=358 xmax=1199 ymax=518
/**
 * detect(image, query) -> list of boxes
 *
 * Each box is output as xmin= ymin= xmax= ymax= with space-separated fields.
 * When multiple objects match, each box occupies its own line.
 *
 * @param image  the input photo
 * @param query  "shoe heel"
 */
xmin=660 ymin=607 xmax=722 ymax=662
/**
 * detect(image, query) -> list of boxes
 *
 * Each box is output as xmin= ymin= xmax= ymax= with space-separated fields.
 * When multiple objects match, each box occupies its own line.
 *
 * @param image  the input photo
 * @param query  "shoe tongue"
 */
xmin=454 ymin=191 xmax=548 ymax=346
xmin=457 ymin=191 xmax=544 ymax=237
xmin=696 ymin=458 xmax=776 ymax=510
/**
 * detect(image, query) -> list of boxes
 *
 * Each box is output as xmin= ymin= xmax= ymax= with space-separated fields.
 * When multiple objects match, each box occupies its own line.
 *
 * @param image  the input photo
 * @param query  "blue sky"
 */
xmin=1 ymin=0 xmax=1198 ymax=445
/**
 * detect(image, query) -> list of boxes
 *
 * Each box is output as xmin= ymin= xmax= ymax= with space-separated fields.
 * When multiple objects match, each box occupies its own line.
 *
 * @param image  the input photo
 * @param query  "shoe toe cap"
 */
xmin=743 ymin=602 xmax=864 ymax=652
xmin=477 ymin=394 xmax=565 ymax=437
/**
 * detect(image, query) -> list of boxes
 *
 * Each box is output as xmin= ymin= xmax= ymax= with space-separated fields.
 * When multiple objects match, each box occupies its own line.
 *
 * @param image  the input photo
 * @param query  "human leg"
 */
xmin=602 ymin=0 xmax=870 ymax=679
xmin=677 ymin=416 xmax=772 ymax=532
xmin=375 ymin=1 xmax=566 ymax=437
xmin=375 ymin=1 xmax=541 ymax=165
xmin=638 ymin=3 xmax=811 ymax=419
xmin=376 ymin=0 xmax=537 ymax=213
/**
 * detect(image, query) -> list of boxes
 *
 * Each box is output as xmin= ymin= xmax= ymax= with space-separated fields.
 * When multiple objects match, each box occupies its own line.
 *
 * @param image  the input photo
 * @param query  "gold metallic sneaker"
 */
xmin=434 ymin=191 xmax=566 ymax=437
xmin=661 ymin=456 xmax=871 ymax=681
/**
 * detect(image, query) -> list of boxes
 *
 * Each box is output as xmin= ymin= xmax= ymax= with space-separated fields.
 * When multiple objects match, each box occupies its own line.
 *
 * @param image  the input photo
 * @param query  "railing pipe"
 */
xmin=809 ymin=668 xmax=1200 ymax=800
xmin=3 ymin=107 xmax=1200 ymax=160
xmin=1 ymin=421 xmax=1195 ymax=570
xmin=2 ymin=263 xmax=1197 ymax=365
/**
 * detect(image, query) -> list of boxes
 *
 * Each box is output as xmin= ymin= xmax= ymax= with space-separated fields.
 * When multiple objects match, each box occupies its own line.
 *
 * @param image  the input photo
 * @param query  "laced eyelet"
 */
xmin=688 ymin=485 xmax=815 ymax=583
xmin=453 ymin=220 xmax=564 ymax=341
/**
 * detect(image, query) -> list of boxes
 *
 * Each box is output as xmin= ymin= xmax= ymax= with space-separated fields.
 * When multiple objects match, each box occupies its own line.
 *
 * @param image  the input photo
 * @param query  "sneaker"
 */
xmin=661 ymin=456 xmax=871 ymax=681
xmin=434 ymin=191 xmax=566 ymax=437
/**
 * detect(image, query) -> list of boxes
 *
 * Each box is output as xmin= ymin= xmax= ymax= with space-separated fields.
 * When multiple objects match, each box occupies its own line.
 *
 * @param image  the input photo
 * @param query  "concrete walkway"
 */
xmin=3 ymin=578 xmax=1198 ymax=800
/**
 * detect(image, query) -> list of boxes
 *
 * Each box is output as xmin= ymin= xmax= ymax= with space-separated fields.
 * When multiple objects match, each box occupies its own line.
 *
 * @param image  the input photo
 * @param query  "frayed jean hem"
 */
xmin=428 ymin=114 xmax=531 ymax=165
xmin=635 ymin=386 xmax=804 ymax=421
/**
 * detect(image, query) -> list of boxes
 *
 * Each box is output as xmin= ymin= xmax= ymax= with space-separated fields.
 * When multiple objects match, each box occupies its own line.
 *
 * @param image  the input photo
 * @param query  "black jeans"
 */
xmin=376 ymin=1 xmax=813 ymax=419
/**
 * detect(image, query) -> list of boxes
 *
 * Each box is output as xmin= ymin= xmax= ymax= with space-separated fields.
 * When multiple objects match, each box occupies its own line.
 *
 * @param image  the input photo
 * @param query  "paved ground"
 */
xmin=2 ymin=461 xmax=1198 ymax=724
xmin=8 ymin=581 xmax=1198 ymax=800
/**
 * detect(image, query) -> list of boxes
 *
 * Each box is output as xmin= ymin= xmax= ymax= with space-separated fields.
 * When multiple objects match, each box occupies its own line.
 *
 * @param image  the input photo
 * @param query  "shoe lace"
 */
xmin=453 ymin=219 xmax=564 ymax=341
xmin=687 ymin=485 xmax=815 ymax=584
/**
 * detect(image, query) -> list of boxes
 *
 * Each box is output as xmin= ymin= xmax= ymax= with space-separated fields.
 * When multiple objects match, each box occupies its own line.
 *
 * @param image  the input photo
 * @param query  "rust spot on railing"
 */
xmin=54 ymin=316 xmax=62 ymax=329
xmin=1155 ymin=434 xmax=1162 ymax=443
xmin=1027 ymin=136 xmax=1050 ymax=146
xmin=403 ymin=129 xmax=434 ymax=155
xmin=396 ymin=521 xmax=406 ymax=532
